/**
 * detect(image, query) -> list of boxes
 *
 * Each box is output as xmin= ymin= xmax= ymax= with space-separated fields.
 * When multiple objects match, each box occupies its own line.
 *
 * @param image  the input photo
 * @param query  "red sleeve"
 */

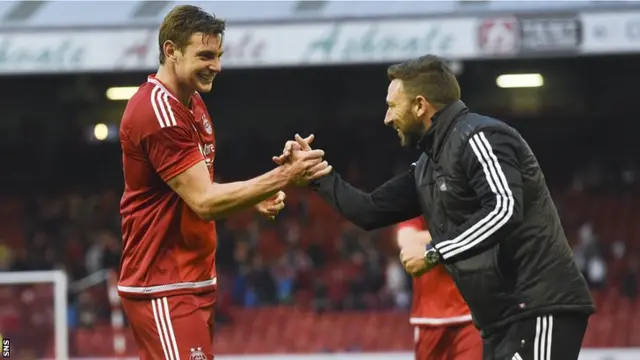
xmin=140 ymin=125 xmax=204 ymax=182
xmin=397 ymin=217 xmax=427 ymax=232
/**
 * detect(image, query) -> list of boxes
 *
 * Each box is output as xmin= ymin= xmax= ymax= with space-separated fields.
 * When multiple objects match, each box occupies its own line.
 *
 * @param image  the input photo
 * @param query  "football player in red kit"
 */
xmin=118 ymin=6 xmax=331 ymax=360
xmin=397 ymin=217 xmax=482 ymax=360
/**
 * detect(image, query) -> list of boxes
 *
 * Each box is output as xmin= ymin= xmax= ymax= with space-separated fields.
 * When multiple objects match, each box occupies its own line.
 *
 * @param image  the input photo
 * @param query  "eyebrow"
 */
xmin=196 ymin=50 xmax=223 ymax=58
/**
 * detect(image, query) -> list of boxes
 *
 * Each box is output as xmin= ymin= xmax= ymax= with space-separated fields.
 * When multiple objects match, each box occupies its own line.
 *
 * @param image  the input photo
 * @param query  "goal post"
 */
xmin=0 ymin=270 xmax=68 ymax=360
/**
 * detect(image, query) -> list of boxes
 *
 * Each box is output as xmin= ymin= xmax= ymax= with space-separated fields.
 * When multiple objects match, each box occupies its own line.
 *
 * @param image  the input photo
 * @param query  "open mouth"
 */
xmin=198 ymin=73 xmax=215 ymax=83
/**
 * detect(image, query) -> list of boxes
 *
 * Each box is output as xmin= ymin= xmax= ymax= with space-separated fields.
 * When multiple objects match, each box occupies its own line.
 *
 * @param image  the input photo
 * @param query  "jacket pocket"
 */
xmin=435 ymin=175 xmax=479 ymax=224
xmin=448 ymin=246 xmax=513 ymax=328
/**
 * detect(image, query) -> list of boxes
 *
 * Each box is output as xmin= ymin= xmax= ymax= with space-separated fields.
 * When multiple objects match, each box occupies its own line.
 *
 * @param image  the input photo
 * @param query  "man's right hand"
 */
xmin=272 ymin=133 xmax=314 ymax=166
xmin=274 ymin=134 xmax=333 ymax=185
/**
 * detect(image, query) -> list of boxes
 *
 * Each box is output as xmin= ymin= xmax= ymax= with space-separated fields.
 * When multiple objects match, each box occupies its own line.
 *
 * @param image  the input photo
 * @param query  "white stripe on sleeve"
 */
xmin=435 ymin=132 xmax=514 ymax=259
xmin=150 ymin=86 xmax=178 ymax=128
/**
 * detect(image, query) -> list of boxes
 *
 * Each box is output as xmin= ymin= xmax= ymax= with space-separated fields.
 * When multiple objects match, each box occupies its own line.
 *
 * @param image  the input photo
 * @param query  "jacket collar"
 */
xmin=418 ymin=100 xmax=468 ymax=158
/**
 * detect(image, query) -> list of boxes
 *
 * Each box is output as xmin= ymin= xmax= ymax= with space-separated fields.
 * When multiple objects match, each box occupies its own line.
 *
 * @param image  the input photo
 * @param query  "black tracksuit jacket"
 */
xmin=311 ymin=100 xmax=595 ymax=335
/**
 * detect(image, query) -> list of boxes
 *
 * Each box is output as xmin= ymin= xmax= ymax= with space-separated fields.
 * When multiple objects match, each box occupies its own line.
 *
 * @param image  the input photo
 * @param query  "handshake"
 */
xmin=272 ymin=133 xmax=333 ymax=186
xmin=253 ymin=134 xmax=331 ymax=220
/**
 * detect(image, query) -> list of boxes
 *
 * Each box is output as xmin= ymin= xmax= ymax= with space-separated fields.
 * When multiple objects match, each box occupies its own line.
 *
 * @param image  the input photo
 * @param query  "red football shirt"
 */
xmin=118 ymin=75 xmax=217 ymax=299
xmin=397 ymin=217 xmax=472 ymax=326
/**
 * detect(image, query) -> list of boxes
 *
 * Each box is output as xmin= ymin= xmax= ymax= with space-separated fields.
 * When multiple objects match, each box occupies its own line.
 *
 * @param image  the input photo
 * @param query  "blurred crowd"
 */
xmin=0 ymin=156 xmax=413 ymax=332
xmin=573 ymin=221 xmax=638 ymax=299
xmin=0 ymin=153 xmax=637 ymax=335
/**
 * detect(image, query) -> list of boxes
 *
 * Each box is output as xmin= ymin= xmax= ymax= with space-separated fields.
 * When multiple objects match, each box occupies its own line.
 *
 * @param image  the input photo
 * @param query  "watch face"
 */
xmin=427 ymin=250 xmax=440 ymax=264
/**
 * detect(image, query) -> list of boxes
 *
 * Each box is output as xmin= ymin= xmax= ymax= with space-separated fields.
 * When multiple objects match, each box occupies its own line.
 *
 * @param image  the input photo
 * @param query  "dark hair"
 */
xmin=387 ymin=55 xmax=461 ymax=110
xmin=158 ymin=5 xmax=226 ymax=65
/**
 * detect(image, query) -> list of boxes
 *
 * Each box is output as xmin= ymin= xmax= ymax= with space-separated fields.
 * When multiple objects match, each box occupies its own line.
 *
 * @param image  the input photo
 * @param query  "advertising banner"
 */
xmin=0 ymin=18 xmax=479 ymax=74
xmin=477 ymin=14 xmax=581 ymax=57
xmin=581 ymin=12 xmax=640 ymax=54
xmin=518 ymin=15 xmax=582 ymax=54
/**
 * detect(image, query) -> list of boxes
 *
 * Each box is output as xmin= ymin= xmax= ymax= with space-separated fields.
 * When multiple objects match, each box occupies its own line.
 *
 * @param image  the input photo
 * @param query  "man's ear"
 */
xmin=163 ymin=40 xmax=179 ymax=62
xmin=413 ymin=95 xmax=430 ymax=119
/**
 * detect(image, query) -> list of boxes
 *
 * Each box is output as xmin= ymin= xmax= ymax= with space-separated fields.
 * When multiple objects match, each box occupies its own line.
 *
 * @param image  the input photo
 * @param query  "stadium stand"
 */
xmin=0 ymin=141 xmax=638 ymax=356
xmin=1 ymin=1 xmax=640 ymax=357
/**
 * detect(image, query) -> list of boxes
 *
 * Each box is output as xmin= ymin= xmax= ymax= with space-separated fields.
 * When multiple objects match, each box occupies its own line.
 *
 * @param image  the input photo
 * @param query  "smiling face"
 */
xmin=384 ymin=79 xmax=430 ymax=149
xmin=157 ymin=5 xmax=226 ymax=95
xmin=384 ymin=55 xmax=462 ymax=149
xmin=172 ymin=32 xmax=223 ymax=93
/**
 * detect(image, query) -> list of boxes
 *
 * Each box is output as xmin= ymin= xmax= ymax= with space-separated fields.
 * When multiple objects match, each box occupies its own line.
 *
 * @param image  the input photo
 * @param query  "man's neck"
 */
xmin=155 ymin=66 xmax=192 ymax=105
xmin=419 ymin=112 xmax=435 ymax=135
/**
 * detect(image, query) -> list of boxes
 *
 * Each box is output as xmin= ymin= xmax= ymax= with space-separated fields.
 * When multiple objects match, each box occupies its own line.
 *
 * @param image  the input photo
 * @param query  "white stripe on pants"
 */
xmin=533 ymin=315 xmax=554 ymax=360
xmin=151 ymin=297 xmax=181 ymax=360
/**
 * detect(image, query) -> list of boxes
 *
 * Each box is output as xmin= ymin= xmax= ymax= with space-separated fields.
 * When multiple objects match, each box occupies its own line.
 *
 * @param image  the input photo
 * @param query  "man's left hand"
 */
xmin=255 ymin=191 xmax=286 ymax=220
xmin=272 ymin=134 xmax=314 ymax=165
xmin=272 ymin=134 xmax=332 ymax=185
xmin=400 ymin=237 xmax=435 ymax=277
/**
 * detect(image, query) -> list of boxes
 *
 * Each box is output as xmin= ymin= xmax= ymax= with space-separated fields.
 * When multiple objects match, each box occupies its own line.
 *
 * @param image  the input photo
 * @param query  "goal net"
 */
xmin=0 ymin=270 xmax=68 ymax=360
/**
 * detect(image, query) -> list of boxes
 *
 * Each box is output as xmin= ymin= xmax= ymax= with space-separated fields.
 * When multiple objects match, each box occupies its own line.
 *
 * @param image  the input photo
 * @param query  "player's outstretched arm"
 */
xmin=313 ymin=170 xmax=423 ymax=231
xmin=274 ymin=134 xmax=422 ymax=230
xmin=167 ymin=149 xmax=328 ymax=221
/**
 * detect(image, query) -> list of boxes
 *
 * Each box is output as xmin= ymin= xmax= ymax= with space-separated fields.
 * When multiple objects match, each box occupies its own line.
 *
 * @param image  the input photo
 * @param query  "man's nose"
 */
xmin=209 ymin=60 xmax=221 ymax=73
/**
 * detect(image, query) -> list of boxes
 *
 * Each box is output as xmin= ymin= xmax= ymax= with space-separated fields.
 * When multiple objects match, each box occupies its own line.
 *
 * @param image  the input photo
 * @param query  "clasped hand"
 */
xmin=272 ymin=134 xmax=333 ymax=186
xmin=254 ymin=190 xmax=286 ymax=220
xmin=255 ymin=134 xmax=332 ymax=220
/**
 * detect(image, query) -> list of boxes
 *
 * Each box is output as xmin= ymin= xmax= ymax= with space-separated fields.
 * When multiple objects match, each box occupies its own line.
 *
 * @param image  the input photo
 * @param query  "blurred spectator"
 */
xmin=0 ymin=245 xmax=12 ymax=271
xmin=621 ymin=257 xmax=639 ymax=300
xmin=574 ymin=223 xmax=601 ymax=277
xmin=573 ymin=222 xmax=608 ymax=289
xmin=245 ymin=255 xmax=277 ymax=307
xmin=75 ymin=292 xmax=98 ymax=328
xmin=384 ymin=256 xmax=410 ymax=309
xmin=307 ymin=239 xmax=326 ymax=268
xmin=611 ymin=240 xmax=626 ymax=261
xmin=586 ymin=255 xmax=607 ymax=290
xmin=272 ymin=256 xmax=296 ymax=304
xmin=85 ymin=230 xmax=120 ymax=274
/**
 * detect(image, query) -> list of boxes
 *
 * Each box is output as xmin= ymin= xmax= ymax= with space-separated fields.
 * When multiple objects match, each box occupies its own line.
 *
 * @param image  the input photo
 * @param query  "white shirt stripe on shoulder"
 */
xmin=147 ymin=77 xmax=178 ymax=102
xmin=434 ymin=131 xmax=514 ymax=259
xmin=150 ymin=85 xmax=178 ymax=128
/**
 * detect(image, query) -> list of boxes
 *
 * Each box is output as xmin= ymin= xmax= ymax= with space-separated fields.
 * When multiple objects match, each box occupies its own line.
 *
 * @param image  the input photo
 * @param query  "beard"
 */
xmin=399 ymin=117 xmax=427 ymax=149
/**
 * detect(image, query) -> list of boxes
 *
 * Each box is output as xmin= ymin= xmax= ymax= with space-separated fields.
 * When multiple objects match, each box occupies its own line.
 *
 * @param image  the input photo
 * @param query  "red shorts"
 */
xmin=121 ymin=293 xmax=216 ymax=360
xmin=415 ymin=322 xmax=482 ymax=360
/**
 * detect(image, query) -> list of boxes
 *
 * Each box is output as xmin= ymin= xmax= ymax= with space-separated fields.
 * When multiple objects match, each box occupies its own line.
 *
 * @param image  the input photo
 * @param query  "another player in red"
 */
xmin=397 ymin=217 xmax=482 ymax=360
xmin=117 ymin=6 xmax=331 ymax=360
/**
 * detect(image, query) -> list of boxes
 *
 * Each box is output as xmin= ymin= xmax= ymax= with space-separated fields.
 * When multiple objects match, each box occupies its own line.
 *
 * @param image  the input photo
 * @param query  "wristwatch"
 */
xmin=424 ymin=243 xmax=441 ymax=267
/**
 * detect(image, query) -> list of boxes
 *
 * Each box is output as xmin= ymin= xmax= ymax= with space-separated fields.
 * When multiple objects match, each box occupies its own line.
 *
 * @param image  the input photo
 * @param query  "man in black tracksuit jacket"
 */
xmin=286 ymin=56 xmax=595 ymax=360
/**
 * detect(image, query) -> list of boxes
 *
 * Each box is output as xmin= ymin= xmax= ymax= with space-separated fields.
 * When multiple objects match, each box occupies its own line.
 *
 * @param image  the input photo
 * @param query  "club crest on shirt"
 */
xmin=437 ymin=177 xmax=448 ymax=192
xmin=201 ymin=114 xmax=213 ymax=135
xmin=189 ymin=347 xmax=207 ymax=360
